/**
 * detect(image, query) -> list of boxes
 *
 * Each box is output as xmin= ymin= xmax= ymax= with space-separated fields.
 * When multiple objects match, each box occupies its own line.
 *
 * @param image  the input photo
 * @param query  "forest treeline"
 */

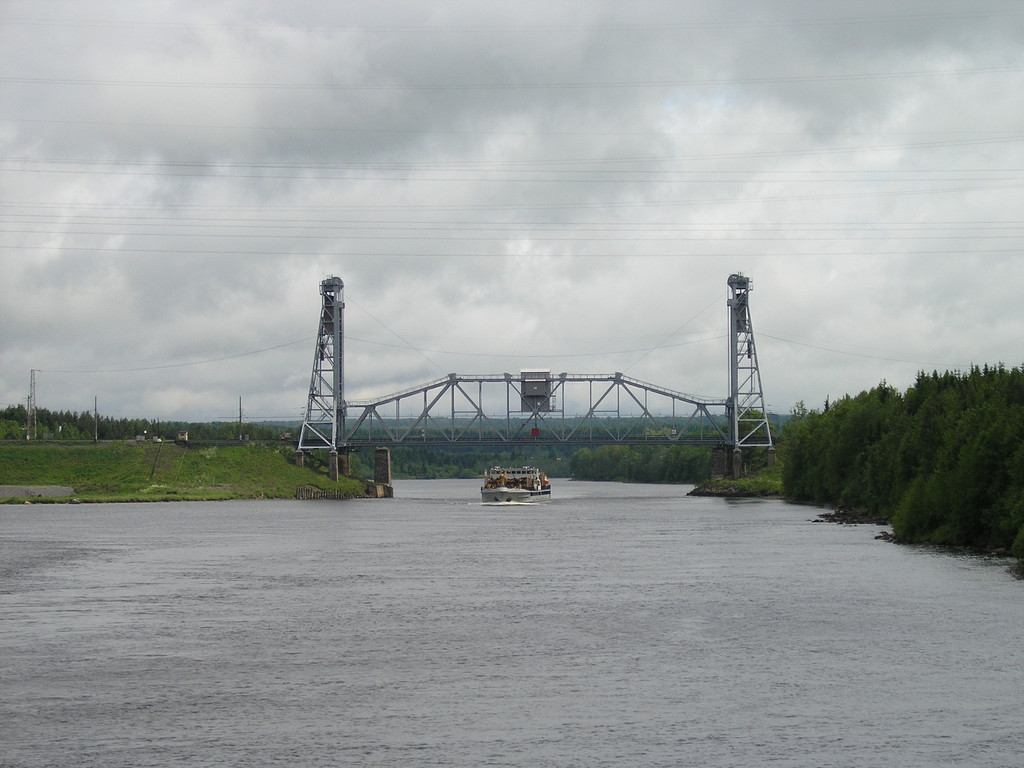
xmin=375 ymin=444 xmax=720 ymax=484
xmin=0 ymin=405 xmax=288 ymax=442
xmin=387 ymin=445 xmax=574 ymax=479
xmin=781 ymin=365 xmax=1024 ymax=559
xmin=568 ymin=445 xmax=712 ymax=484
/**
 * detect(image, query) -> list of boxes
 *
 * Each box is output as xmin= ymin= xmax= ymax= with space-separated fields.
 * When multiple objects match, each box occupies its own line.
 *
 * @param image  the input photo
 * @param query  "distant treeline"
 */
xmin=0 ymin=405 xmax=290 ymax=443
xmin=569 ymin=444 xmax=712 ymax=484
xmin=781 ymin=365 xmax=1024 ymax=558
xmin=386 ymin=444 xmax=719 ymax=483
xmin=387 ymin=445 xmax=575 ymax=479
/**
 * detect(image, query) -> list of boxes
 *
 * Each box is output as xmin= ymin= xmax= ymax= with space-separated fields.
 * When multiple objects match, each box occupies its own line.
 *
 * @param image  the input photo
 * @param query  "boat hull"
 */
xmin=480 ymin=487 xmax=552 ymax=503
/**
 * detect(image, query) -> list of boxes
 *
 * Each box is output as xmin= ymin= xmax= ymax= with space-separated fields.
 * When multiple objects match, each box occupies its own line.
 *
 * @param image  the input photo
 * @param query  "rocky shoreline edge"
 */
xmin=814 ymin=505 xmax=1020 ymax=576
xmin=686 ymin=486 xmax=781 ymax=499
xmin=811 ymin=506 xmax=895 ymax=541
xmin=689 ymin=485 xmax=894 ymax=535
xmin=692 ymin=486 xmax=1020 ymax=575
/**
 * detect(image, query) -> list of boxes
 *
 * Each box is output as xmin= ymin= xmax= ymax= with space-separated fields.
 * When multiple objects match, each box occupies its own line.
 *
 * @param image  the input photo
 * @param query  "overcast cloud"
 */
xmin=2 ymin=1 xmax=1023 ymax=425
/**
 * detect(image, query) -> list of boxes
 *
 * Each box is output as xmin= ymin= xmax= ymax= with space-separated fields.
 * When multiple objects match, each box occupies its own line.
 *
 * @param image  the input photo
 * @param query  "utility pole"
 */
xmin=94 ymin=396 xmax=98 ymax=442
xmin=27 ymin=369 xmax=36 ymax=440
xmin=239 ymin=396 xmax=243 ymax=441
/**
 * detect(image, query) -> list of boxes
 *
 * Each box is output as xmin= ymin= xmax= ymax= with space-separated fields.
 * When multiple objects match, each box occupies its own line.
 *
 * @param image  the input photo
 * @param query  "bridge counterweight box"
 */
xmin=520 ymin=369 xmax=552 ymax=412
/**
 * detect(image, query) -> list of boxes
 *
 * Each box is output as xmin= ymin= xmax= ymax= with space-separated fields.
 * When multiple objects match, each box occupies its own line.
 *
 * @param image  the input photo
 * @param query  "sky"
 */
xmin=2 ymin=0 xmax=1023 ymax=426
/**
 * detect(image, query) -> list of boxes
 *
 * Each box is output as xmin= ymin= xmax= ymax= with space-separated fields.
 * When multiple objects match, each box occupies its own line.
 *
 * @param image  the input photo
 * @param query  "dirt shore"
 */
xmin=0 ymin=485 xmax=75 ymax=499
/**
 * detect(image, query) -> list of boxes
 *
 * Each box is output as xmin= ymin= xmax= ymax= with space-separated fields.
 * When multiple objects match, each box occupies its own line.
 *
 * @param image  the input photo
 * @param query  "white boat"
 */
xmin=481 ymin=466 xmax=551 ymax=503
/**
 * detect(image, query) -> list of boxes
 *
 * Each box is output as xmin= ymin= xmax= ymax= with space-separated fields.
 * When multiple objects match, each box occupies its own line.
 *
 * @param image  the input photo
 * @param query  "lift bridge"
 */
xmin=297 ymin=274 xmax=772 ymax=476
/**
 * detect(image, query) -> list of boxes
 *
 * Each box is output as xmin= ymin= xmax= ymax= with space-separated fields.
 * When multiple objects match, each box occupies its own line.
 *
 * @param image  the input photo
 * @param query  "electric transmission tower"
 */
xmin=298 ymin=276 xmax=345 ymax=453
xmin=727 ymin=274 xmax=773 ymax=449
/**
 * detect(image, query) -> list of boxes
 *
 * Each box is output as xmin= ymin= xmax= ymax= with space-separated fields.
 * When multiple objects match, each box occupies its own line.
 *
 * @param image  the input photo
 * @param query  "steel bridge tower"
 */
xmin=727 ymin=273 xmax=773 ymax=458
xmin=297 ymin=276 xmax=345 ymax=474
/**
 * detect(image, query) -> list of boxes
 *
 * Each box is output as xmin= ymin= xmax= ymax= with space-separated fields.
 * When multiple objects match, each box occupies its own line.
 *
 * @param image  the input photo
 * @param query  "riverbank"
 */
xmin=0 ymin=485 xmax=75 ymax=500
xmin=688 ymin=464 xmax=783 ymax=498
xmin=692 ymin=471 xmax=1021 ymax=576
xmin=0 ymin=442 xmax=369 ymax=502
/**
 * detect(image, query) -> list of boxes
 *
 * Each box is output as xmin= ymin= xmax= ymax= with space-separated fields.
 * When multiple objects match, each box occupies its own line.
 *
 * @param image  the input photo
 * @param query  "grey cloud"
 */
xmin=2 ymin=1 xmax=1023 ymax=420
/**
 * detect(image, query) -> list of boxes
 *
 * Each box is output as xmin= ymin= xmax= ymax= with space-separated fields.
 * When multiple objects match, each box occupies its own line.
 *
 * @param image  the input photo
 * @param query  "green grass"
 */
xmin=0 ymin=442 xmax=369 ymax=502
xmin=691 ymin=462 xmax=784 ymax=497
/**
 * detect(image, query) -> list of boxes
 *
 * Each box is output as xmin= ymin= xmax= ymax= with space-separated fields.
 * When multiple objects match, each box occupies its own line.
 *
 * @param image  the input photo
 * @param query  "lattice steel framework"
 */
xmin=296 ymin=273 xmax=772 ymax=451
xmin=298 ymin=276 xmax=345 ymax=452
xmin=727 ymin=273 xmax=773 ymax=448
xmin=344 ymin=372 xmax=729 ymax=447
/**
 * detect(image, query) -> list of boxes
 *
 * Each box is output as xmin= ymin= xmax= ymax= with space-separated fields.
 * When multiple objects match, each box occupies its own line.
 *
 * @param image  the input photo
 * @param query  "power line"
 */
xmin=37 ymin=338 xmax=308 ymax=374
xmin=4 ymin=65 xmax=1023 ymax=91
xmin=6 ymin=10 xmax=1021 ymax=33
xmin=759 ymin=332 xmax=971 ymax=369
xmin=3 ymin=180 xmax=1020 ymax=216
xmin=4 ymin=246 xmax=1021 ymax=258
xmin=7 ymin=116 xmax=1024 ymax=141
xmin=3 ymin=207 xmax=1022 ymax=230
xmin=624 ymin=294 xmax=724 ymax=373
xmin=345 ymin=332 xmax=725 ymax=360
xmin=346 ymin=298 xmax=445 ymax=375
xmin=5 ymin=227 xmax=1024 ymax=243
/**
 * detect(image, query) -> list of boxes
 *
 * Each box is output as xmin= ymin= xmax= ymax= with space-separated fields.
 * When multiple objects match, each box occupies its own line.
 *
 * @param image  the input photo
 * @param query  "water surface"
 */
xmin=2 ymin=481 xmax=1020 ymax=766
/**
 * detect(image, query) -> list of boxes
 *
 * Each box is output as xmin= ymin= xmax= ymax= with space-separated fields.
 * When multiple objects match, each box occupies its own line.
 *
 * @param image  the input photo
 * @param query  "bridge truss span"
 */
xmin=344 ymin=371 xmax=730 ymax=447
xmin=298 ymin=273 xmax=773 ymax=455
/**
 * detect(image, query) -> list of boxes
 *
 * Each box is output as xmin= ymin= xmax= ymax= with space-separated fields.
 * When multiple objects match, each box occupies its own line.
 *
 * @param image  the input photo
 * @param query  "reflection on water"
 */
xmin=2 ymin=481 xmax=1021 ymax=767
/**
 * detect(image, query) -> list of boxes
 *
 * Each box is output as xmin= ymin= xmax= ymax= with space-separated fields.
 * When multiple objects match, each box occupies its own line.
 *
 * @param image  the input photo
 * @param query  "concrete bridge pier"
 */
xmin=732 ymin=448 xmax=744 ymax=479
xmin=374 ymin=448 xmax=392 ymax=485
xmin=371 ymin=447 xmax=393 ymax=498
xmin=327 ymin=451 xmax=353 ymax=481
xmin=711 ymin=447 xmax=745 ymax=479
xmin=711 ymin=448 xmax=728 ymax=478
xmin=295 ymin=450 xmax=304 ymax=468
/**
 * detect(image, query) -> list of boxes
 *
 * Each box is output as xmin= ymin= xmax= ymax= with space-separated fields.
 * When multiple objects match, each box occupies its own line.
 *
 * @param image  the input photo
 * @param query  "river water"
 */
xmin=1 ymin=481 xmax=1021 ymax=767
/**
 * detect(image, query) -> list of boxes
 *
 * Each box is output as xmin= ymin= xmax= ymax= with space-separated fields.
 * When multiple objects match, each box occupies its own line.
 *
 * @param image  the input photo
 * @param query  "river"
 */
xmin=1 ymin=480 xmax=1021 ymax=767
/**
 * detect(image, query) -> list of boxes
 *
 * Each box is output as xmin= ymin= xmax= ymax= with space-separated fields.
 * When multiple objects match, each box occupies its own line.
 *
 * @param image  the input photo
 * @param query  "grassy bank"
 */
xmin=688 ymin=462 xmax=784 ymax=498
xmin=0 ymin=441 xmax=369 ymax=502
